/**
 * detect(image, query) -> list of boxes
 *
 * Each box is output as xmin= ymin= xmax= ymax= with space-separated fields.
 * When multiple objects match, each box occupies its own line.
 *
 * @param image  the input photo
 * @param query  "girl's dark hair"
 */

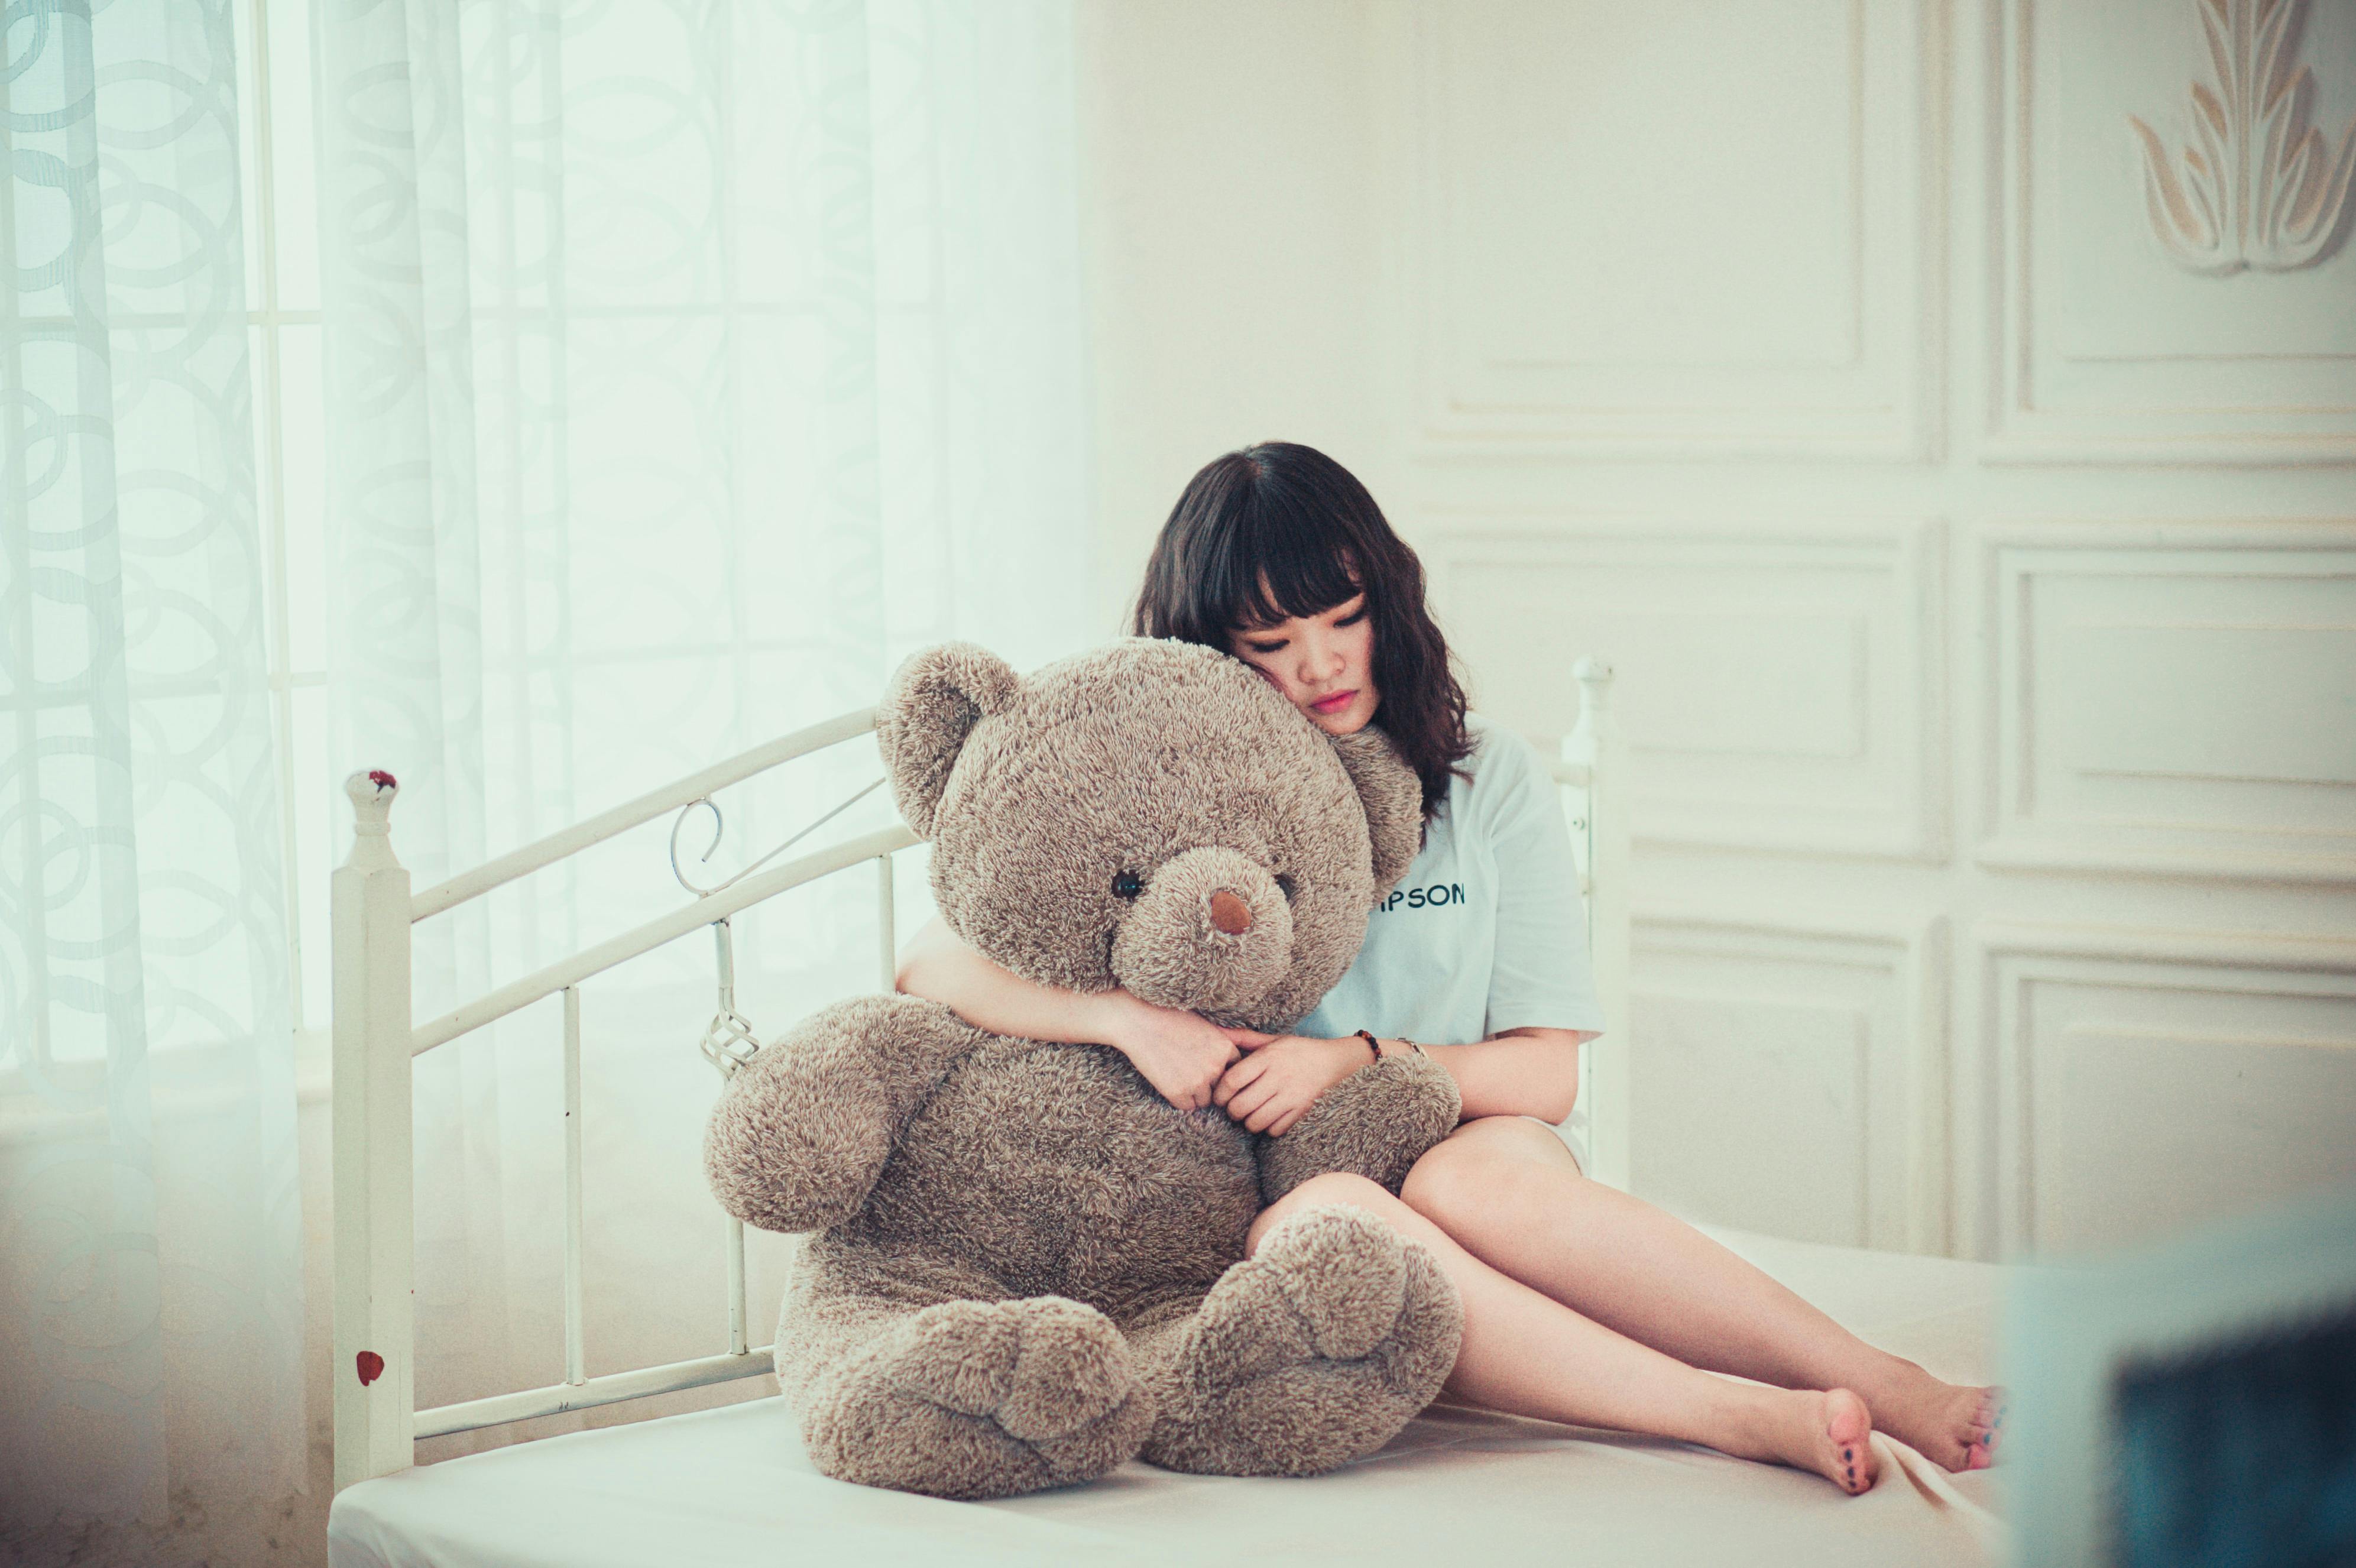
xmin=1132 ymin=442 xmax=1472 ymax=826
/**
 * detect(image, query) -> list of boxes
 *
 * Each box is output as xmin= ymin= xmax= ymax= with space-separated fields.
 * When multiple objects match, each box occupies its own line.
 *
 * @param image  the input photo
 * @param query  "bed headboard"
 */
xmin=330 ymin=658 xmax=1629 ymax=1491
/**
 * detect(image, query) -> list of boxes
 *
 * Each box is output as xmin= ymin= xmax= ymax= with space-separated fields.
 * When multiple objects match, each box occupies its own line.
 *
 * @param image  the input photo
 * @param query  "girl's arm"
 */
xmin=1214 ymin=1025 xmax=1594 ymax=1134
xmin=1418 ymin=1026 xmax=1592 ymax=1123
xmin=893 ymin=915 xmax=1241 ymax=1110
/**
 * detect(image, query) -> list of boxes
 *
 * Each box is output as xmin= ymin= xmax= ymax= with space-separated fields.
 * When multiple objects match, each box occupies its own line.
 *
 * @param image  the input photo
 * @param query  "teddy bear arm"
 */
xmin=702 ymin=993 xmax=980 ymax=1234
xmin=1256 ymin=1051 xmax=1463 ymax=1206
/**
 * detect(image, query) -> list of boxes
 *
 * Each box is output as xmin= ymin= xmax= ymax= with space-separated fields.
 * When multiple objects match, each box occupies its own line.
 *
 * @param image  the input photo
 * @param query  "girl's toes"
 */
xmin=1979 ymin=1393 xmax=2008 ymax=1460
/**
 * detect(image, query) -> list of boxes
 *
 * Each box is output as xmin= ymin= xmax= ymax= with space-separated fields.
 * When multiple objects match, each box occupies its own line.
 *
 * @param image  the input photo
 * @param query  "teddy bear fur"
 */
xmin=704 ymin=637 xmax=1466 ymax=1500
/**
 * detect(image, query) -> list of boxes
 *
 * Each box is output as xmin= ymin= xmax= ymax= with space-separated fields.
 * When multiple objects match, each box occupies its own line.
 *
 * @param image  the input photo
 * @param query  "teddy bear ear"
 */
xmin=876 ymin=643 xmax=1020 ymax=839
xmin=1326 ymin=725 xmax=1424 ymax=900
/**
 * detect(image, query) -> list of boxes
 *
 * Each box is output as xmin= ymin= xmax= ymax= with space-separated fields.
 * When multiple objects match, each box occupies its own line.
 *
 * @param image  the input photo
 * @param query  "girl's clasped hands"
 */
xmin=1210 ymin=1030 xmax=1370 ymax=1136
xmin=1101 ymin=990 xmax=1365 ymax=1136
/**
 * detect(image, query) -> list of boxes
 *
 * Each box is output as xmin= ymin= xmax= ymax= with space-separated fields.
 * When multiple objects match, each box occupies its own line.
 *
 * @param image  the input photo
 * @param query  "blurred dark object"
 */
xmin=2109 ymin=1304 xmax=2356 ymax=1568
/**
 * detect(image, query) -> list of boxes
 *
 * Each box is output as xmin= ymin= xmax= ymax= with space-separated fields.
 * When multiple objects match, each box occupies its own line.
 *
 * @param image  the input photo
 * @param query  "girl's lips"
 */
xmin=1310 ymin=689 xmax=1356 ymax=714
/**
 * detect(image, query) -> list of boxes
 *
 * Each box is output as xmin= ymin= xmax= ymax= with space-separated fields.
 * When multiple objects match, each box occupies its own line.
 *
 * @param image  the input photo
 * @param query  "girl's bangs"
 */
xmin=1204 ymin=502 xmax=1362 ymax=632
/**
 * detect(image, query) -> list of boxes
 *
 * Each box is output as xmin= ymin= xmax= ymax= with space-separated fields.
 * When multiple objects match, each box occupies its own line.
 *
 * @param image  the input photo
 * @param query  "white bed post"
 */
xmin=1567 ymin=659 xmax=1634 ymax=1193
xmin=333 ymin=770 xmax=416 ymax=1491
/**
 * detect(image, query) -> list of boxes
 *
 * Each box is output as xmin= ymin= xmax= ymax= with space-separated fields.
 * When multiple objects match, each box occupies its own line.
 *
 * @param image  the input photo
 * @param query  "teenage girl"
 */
xmin=894 ymin=441 xmax=2000 ymax=1495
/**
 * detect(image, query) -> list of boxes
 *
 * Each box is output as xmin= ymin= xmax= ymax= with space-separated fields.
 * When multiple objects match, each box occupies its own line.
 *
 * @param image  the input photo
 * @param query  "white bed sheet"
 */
xmin=327 ymin=1226 xmax=2006 ymax=1568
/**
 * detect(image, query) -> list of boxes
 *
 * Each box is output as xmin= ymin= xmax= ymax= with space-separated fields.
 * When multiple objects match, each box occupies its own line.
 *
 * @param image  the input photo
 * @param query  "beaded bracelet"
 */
xmin=1354 ymin=1029 xmax=1428 ymax=1062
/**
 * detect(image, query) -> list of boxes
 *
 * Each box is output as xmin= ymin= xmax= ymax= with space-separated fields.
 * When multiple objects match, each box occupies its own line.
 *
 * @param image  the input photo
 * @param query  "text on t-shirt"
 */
xmin=1379 ymin=882 xmax=1467 ymax=913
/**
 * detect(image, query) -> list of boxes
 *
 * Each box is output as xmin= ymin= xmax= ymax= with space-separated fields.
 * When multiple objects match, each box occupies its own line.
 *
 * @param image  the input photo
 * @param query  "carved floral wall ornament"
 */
xmin=2127 ymin=0 xmax=2356 ymax=273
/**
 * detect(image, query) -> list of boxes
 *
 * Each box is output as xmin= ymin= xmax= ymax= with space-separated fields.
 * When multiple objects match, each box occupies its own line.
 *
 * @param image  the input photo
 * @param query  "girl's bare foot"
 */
xmin=1808 ymin=1388 xmax=1880 ymax=1496
xmin=1735 ymin=1386 xmax=1880 ymax=1495
xmin=1868 ymin=1365 xmax=2002 ymax=1470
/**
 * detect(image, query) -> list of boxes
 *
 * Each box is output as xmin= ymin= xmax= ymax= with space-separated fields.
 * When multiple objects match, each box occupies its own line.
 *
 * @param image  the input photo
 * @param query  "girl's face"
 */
xmin=1227 ymin=591 xmax=1379 ymax=737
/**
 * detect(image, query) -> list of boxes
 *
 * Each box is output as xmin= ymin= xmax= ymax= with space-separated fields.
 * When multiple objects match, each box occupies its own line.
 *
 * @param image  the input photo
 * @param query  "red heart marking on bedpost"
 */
xmin=357 ymin=1350 xmax=385 ymax=1386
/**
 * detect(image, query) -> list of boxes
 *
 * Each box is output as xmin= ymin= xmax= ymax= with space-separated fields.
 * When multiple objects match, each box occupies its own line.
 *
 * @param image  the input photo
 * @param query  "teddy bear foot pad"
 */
xmin=1139 ymin=1203 xmax=1464 ymax=1477
xmin=802 ymin=1294 xmax=1153 ymax=1501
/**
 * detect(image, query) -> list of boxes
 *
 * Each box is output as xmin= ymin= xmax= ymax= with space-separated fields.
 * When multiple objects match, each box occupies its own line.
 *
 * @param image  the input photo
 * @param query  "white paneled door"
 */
xmin=1389 ymin=0 xmax=2356 ymax=1260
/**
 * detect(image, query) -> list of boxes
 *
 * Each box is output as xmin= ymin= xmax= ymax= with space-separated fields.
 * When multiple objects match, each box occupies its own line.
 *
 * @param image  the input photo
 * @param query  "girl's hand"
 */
xmin=1213 ymin=1031 xmax=1368 ymax=1136
xmin=1096 ymin=992 xmax=1241 ymax=1112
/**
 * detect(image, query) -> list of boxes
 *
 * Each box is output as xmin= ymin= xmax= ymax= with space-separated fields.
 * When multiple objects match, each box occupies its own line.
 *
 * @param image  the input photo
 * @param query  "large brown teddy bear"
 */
xmin=704 ymin=638 xmax=1467 ymax=1500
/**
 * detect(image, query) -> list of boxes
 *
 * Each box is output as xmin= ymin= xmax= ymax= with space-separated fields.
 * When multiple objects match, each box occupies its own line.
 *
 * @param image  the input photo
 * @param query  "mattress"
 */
xmin=326 ymin=1225 xmax=2006 ymax=1568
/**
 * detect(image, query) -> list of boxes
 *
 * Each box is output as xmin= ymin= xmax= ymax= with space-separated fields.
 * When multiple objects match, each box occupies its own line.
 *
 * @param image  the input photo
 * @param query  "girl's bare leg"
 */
xmin=1399 ymin=1117 xmax=1998 ymax=1472
xmin=1251 ymin=1174 xmax=1880 ymax=1495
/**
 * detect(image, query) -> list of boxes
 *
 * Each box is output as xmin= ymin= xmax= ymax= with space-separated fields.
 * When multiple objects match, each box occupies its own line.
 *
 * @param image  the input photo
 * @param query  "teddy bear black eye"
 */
xmin=1111 ymin=870 xmax=1143 ymax=899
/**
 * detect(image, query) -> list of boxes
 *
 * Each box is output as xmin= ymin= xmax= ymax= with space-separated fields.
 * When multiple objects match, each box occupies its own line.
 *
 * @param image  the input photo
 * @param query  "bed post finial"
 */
xmin=1574 ymin=656 xmax=1614 ymax=714
xmin=344 ymin=770 xmax=403 ymax=873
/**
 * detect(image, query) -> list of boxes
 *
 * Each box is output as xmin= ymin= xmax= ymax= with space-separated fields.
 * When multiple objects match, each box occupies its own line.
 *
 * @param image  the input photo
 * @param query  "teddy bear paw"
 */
xmin=1145 ymin=1203 xmax=1463 ymax=1476
xmin=803 ymin=1295 xmax=1152 ymax=1499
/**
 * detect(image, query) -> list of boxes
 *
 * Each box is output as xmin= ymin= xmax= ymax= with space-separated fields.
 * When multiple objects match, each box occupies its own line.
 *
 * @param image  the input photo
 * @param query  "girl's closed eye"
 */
xmin=1245 ymin=602 xmax=1365 ymax=656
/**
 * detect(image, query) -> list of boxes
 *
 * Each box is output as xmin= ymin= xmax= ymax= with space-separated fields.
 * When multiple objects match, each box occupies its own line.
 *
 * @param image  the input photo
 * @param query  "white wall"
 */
xmin=1078 ymin=0 xmax=2356 ymax=1261
xmin=1074 ymin=0 xmax=1401 ymax=634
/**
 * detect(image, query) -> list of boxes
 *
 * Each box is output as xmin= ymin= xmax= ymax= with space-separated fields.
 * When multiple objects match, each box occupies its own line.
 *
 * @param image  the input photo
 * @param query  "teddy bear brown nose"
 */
xmin=1110 ymin=845 xmax=1291 ymax=1013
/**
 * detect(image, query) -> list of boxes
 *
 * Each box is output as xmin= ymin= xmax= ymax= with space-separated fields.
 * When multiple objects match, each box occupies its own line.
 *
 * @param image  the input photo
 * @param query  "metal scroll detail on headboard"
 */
xmin=669 ymin=776 xmax=891 ymax=1078
xmin=668 ymin=776 xmax=888 ymax=897
xmin=696 ymin=919 xmax=761 ymax=1079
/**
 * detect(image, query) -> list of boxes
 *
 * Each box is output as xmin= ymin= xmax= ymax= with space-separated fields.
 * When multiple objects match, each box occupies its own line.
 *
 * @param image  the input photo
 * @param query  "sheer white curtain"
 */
xmin=309 ymin=0 xmax=1093 ymax=1456
xmin=3 ymin=0 xmax=1089 ymax=1544
xmin=0 ymin=0 xmax=304 ymax=1540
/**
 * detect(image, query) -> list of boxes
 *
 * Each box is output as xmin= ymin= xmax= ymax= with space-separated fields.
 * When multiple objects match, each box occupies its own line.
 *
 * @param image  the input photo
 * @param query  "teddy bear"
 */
xmin=703 ymin=637 xmax=1468 ymax=1500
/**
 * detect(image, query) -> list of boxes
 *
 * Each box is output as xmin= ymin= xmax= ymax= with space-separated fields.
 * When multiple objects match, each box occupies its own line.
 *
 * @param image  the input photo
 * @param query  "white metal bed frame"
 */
xmin=330 ymin=657 xmax=1629 ymax=1492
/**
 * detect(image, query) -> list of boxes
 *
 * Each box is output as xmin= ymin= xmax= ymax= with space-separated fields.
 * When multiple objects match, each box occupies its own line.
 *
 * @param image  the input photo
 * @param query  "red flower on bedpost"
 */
xmin=356 ymin=1350 xmax=385 ymax=1386
xmin=368 ymin=769 xmax=397 ymax=790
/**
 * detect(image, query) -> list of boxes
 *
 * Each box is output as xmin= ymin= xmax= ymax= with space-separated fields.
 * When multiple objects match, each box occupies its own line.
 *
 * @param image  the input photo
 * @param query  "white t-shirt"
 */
xmin=1297 ymin=713 xmax=1607 ymax=1046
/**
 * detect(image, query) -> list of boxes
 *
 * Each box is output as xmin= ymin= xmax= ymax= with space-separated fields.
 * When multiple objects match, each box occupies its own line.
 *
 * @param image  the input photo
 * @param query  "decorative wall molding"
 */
xmin=1357 ymin=0 xmax=2356 ymax=1265
xmin=1987 ymin=0 xmax=2356 ymax=463
xmin=1976 ymin=519 xmax=2356 ymax=882
xmin=1634 ymin=911 xmax=1951 ymax=1254
xmin=1979 ymin=920 xmax=2356 ymax=973
xmin=1434 ymin=514 xmax=1947 ymax=860
xmin=2128 ymin=0 xmax=2356 ymax=275
xmin=1969 ymin=921 xmax=2356 ymax=1259
xmin=1392 ymin=0 xmax=1935 ymax=459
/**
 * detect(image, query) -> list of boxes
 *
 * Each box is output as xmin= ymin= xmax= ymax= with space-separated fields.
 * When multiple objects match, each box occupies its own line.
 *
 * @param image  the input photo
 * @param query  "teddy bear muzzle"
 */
xmin=1109 ymin=845 xmax=1295 ymax=1015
